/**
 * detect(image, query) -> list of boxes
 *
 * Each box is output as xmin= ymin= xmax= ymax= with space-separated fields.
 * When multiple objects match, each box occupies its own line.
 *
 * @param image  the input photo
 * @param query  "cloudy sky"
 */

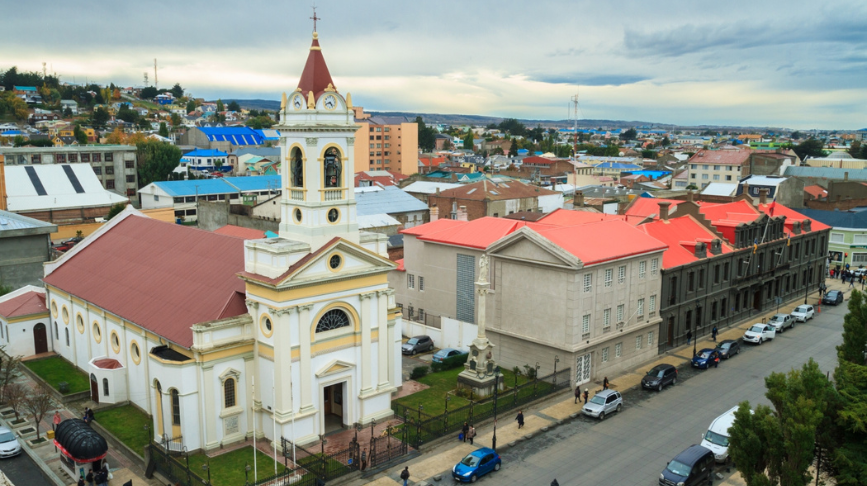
xmin=3 ymin=0 xmax=866 ymax=129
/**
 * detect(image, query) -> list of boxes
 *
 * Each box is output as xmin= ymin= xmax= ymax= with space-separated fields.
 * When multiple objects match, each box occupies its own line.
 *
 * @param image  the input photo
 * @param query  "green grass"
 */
xmin=188 ymin=446 xmax=288 ymax=486
xmin=23 ymin=356 xmax=89 ymax=394
xmin=394 ymin=367 xmax=534 ymax=415
xmin=94 ymin=405 xmax=152 ymax=456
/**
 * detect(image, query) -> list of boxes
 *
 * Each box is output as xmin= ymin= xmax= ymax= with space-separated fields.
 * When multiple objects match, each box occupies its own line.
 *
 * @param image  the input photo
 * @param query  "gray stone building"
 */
xmin=0 ymin=145 xmax=140 ymax=206
xmin=0 ymin=210 xmax=57 ymax=289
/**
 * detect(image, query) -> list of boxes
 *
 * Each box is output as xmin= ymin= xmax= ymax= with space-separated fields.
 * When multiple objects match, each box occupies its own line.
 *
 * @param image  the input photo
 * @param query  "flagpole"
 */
xmin=252 ymin=376 xmax=257 ymax=482
xmin=272 ymin=373 xmax=277 ymax=476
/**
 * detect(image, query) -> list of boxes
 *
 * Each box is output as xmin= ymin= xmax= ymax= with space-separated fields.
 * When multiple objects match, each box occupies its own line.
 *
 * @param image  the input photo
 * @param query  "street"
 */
xmin=0 ymin=449 xmax=54 ymax=486
xmin=485 ymin=300 xmax=845 ymax=485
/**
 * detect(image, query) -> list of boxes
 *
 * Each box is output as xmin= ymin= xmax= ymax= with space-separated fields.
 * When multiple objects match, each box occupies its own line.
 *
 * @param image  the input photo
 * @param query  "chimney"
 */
xmin=575 ymin=191 xmax=585 ymax=207
xmin=686 ymin=190 xmax=693 ymax=203
xmin=844 ymin=171 xmax=849 ymax=181
xmin=695 ymin=241 xmax=707 ymax=259
xmin=759 ymin=188 xmax=769 ymax=205
xmin=451 ymin=201 xmax=458 ymax=220
xmin=792 ymin=221 xmax=802 ymax=234
xmin=617 ymin=200 xmax=628 ymax=215
xmin=458 ymin=206 xmax=468 ymax=221
xmin=658 ymin=201 xmax=671 ymax=222
xmin=430 ymin=206 xmax=439 ymax=221
xmin=0 ymin=156 xmax=6 ymax=211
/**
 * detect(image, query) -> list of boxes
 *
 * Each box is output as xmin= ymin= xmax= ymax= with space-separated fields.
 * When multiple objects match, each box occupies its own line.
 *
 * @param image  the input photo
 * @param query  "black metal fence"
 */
xmin=369 ymin=421 xmax=409 ymax=468
xmin=392 ymin=368 xmax=572 ymax=448
xmin=148 ymin=439 xmax=208 ymax=486
xmin=279 ymin=434 xmax=359 ymax=484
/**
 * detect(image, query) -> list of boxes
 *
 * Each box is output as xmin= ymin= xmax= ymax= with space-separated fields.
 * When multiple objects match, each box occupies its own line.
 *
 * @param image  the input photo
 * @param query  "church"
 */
xmin=3 ymin=29 xmax=403 ymax=452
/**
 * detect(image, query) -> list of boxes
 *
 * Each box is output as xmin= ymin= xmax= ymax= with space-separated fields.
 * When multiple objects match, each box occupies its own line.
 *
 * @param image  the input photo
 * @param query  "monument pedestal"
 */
xmin=456 ymin=369 xmax=502 ymax=398
xmin=455 ymin=254 xmax=502 ymax=397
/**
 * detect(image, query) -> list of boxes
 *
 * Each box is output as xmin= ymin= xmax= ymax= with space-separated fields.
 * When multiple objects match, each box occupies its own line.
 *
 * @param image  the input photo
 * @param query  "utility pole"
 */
xmin=571 ymin=93 xmax=580 ymax=158
xmin=154 ymin=58 xmax=158 ymax=90
xmin=144 ymin=72 xmax=148 ymax=87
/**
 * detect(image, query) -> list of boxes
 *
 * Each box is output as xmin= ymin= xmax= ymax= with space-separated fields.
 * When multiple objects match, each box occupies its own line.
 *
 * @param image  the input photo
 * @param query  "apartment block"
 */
xmin=352 ymin=107 xmax=418 ymax=176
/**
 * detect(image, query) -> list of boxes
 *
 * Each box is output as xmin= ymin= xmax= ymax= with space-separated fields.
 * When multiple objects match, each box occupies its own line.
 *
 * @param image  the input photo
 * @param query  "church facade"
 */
xmin=32 ymin=30 xmax=403 ymax=452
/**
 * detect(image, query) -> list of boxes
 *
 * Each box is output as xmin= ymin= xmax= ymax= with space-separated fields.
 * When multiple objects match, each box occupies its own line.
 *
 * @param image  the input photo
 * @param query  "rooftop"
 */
xmin=436 ymin=179 xmax=559 ymax=201
xmin=297 ymin=32 xmax=336 ymax=100
xmin=196 ymin=127 xmax=264 ymax=146
xmin=0 ymin=288 xmax=47 ymax=319
xmin=4 ymin=164 xmax=129 ymax=212
xmin=688 ymin=148 xmax=751 ymax=166
xmin=0 ymin=210 xmax=57 ymax=233
xmin=638 ymin=215 xmax=735 ymax=268
xmin=145 ymin=175 xmax=281 ymax=197
xmin=355 ymin=186 xmax=429 ymax=216
xmin=182 ymin=149 xmax=228 ymax=158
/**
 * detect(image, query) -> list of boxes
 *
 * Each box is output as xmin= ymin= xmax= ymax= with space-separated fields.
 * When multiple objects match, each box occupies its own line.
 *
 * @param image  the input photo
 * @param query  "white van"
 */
xmin=700 ymin=406 xmax=738 ymax=463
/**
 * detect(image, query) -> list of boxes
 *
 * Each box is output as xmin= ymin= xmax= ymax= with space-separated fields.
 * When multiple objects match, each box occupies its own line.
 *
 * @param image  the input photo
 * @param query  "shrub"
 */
xmin=523 ymin=364 xmax=537 ymax=379
xmin=409 ymin=366 xmax=429 ymax=380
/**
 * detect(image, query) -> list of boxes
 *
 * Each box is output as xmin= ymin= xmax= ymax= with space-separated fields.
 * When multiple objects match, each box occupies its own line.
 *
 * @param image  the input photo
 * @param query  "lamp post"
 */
xmin=444 ymin=396 xmax=450 ymax=435
xmin=553 ymin=355 xmax=559 ymax=387
xmin=492 ymin=366 xmax=500 ymax=451
xmin=202 ymin=462 xmax=211 ymax=485
xmin=245 ymin=463 xmax=251 ymax=486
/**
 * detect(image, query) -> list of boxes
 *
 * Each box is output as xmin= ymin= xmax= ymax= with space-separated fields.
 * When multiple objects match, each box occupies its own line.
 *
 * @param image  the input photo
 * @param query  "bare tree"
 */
xmin=0 ymin=352 xmax=21 ymax=402
xmin=3 ymin=383 xmax=28 ymax=421
xmin=24 ymin=386 xmax=53 ymax=439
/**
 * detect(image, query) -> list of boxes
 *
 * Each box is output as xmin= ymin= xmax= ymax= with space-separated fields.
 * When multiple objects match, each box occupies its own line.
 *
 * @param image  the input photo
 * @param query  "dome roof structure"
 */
xmin=54 ymin=419 xmax=108 ymax=463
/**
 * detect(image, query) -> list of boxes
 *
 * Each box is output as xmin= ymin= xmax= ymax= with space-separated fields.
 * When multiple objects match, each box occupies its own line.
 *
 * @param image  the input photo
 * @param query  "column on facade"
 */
xmin=386 ymin=290 xmax=397 ymax=387
xmin=359 ymin=293 xmax=374 ymax=394
xmin=298 ymin=304 xmax=314 ymax=412
xmin=376 ymin=290 xmax=389 ymax=389
xmin=273 ymin=307 xmax=294 ymax=413
xmin=202 ymin=366 xmax=216 ymax=446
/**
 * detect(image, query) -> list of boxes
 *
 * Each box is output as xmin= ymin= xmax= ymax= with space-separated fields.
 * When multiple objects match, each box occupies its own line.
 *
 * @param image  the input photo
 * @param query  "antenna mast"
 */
xmin=154 ymin=58 xmax=158 ymax=90
xmin=42 ymin=62 xmax=47 ymax=85
xmin=144 ymin=72 xmax=148 ymax=86
xmin=571 ymin=92 xmax=580 ymax=158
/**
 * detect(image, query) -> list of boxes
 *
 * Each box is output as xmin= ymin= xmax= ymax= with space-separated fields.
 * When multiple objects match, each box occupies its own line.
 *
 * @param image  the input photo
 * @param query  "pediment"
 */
xmin=277 ymin=238 xmax=396 ymax=287
xmin=487 ymin=227 xmax=582 ymax=269
xmin=315 ymin=359 xmax=355 ymax=378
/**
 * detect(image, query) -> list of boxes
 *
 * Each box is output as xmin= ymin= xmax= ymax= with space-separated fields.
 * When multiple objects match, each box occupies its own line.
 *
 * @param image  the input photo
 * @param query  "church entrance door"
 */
xmin=322 ymin=382 xmax=345 ymax=434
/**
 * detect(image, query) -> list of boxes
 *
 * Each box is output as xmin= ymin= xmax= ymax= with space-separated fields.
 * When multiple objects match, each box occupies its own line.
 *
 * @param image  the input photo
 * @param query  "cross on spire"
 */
xmin=310 ymin=6 xmax=321 ymax=32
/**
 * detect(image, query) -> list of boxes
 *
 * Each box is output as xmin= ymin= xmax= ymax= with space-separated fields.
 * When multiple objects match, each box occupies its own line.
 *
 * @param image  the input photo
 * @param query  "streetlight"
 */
xmin=444 ymin=396 xmax=451 ymax=435
xmin=553 ymin=355 xmax=559 ymax=387
xmin=491 ymin=366 xmax=500 ymax=451
xmin=202 ymin=461 xmax=211 ymax=485
xmin=245 ymin=463 xmax=251 ymax=485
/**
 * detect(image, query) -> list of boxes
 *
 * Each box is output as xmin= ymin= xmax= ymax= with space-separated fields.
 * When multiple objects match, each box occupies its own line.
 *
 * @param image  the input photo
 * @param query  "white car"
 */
xmin=767 ymin=313 xmax=795 ymax=333
xmin=790 ymin=305 xmax=815 ymax=322
xmin=743 ymin=323 xmax=775 ymax=345
xmin=0 ymin=426 xmax=21 ymax=458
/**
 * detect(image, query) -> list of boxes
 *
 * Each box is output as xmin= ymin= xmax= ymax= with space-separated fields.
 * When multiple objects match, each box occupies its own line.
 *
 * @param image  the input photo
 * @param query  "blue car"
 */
xmin=452 ymin=447 xmax=501 ymax=482
xmin=432 ymin=348 xmax=468 ymax=363
xmin=691 ymin=348 xmax=721 ymax=369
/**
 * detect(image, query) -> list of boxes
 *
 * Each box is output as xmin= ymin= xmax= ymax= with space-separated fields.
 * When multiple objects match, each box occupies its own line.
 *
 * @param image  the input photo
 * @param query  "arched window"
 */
xmin=103 ymin=378 xmax=109 ymax=396
xmin=224 ymin=378 xmax=236 ymax=408
xmin=291 ymin=148 xmax=303 ymax=187
xmin=171 ymin=389 xmax=181 ymax=426
xmin=54 ymin=322 xmax=59 ymax=340
xmin=65 ymin=328 xmax=70 ymax=346
xmin=323 ymin=147 xmax=342 ymax=188
xmin=315 ymin=309 xmax=350 ymax=333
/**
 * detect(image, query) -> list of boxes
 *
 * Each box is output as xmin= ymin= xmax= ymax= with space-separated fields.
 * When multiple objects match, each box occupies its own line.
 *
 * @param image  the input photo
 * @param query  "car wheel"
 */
xmin=412 ymin=349 xmax=417 ymax=355
xmin=470 ymin=474 xmax=477 ymax=483
xmin=672 ymin=377 xmax=677 ymax=386
xmin=736 ymin=347 xmax=740 ymax=355
xmin=759 ymin=338 xmax=763 ymax=345
xmin=658 ymin=383 xmax=663 ymax=392
xmin=599 ymin=412 xmax=605 ymax=420
xmin=616 ymin=403 xmax=622 ymax=413
xmin=494 ymin=463 xmax=501 ymax=471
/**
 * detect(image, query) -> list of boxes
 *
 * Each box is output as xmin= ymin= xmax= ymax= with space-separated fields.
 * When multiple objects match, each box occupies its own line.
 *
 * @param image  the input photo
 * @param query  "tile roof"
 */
xmin=436 ymin=180 xmax=559 ymax=201
xmin=803 ymin=185 xmax=828 ymax=199
xmin=521 ymin=156 xmax=560 ymax=165
xmin=42 ymin=215 xmax=246 ymax=348
xmin=638 ymin=215 xmax=735 ymax=268
xmin=756 ymin=202 xmax=831 ymax=232
xmin=625 ymin=198 xmax=688 ymax=218
xmin=0 ymin=290 xmax=47 ymax=319
xmin=213 ymin=225 xmax=267 ymax=239
xmin=688 ymin=148 xmax=750 ymax=166
xmin=297 ymin=33 xmax=336 ymax=101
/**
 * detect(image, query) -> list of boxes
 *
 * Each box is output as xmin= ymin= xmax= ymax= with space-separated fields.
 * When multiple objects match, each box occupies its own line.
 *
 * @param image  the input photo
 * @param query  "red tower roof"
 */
xmin=297 ymin=33 xmax=336 ymax=101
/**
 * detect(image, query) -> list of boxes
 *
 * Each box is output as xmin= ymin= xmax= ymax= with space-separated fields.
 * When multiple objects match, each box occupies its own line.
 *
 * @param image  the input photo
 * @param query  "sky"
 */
xmin=2 ymin=0 xmax=866 ymax=130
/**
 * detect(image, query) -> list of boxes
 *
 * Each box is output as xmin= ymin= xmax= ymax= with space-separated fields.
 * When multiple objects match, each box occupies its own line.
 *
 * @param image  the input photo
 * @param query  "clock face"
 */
xmin=323 ymin=95 xmax=336 ymax=110
xmin=292 ymin=96 xmax=302 ymax=110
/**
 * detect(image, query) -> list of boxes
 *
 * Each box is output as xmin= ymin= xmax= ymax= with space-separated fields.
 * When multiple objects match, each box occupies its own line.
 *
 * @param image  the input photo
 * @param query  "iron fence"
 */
xmin=368 ymin=420 xmax=409 ymax=468
xmin=148 ymin=440 xmax=208 ymax=486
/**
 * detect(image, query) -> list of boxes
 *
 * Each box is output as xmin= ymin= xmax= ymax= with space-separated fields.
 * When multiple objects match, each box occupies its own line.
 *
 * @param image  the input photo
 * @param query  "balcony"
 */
xmin=321 ymin=188 xmax=345 ymax=201
xmin=291 ymin=190 xmax=305 ymax=201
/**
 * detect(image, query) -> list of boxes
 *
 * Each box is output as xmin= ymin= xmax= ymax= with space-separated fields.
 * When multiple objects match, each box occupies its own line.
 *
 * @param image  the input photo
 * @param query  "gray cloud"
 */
xmin=529 ymin=73 xmax=650 ymax=86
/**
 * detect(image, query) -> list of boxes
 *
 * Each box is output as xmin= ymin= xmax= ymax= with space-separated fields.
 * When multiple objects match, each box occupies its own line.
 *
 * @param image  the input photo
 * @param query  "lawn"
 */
xmin=188 ymin=446 xmax=288 ymax=486
xmin=94 ymin=405 xmax=152 ymax=457
xmin=23 ymin=356 xmax=89 ymax=394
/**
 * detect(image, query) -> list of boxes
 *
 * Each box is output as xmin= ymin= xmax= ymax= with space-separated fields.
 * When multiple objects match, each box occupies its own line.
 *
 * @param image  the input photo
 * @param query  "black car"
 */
xmin=715 ymin=339 xmax=740 ymax=359
xmin=641 ymin=364 xmax=677 ymax=391
xmin=822 ymin=290 xmax=844 ymax=306
xmin=660 ymin=445 xmax=714 ymax=486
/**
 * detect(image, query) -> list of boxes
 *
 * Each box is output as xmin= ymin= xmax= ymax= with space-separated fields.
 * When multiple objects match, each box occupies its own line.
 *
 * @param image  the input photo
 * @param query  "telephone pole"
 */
xmin=571 ymin=93 xmax=580 ymax=157
xmin=154 ymin=58 xmax=158 ymax=90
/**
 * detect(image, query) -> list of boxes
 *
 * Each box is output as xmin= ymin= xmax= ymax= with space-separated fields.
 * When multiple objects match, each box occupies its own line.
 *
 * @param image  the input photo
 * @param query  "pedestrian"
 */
xmin=360 ymin=448 xmax=367 ymax=471
xmin=515 ymin=410 xmax=524 ymax=429
xmin=83 ymin=407 xmax=91 ymax=423
xmin=850 ymin=277 xmax=856 ymax=289
xmin=77 ymin=477 xmax=85 ymax=486
xmin=686 ymin=329 xmax=692 ymax=345
xmin=583 ymin=388 xmax=589 ymax=404
xmin=574 ymin=386 xmax=581 ymax=404
xmin=103 ymin=460 xmax=112 ymax=481
xmin=711 ymin=326 xmax=718 ymax=341
xmin=400 ymin=466 xmax=410 ymax=486
xmin=713 ymin=351 xmax=720 ymax=368
xmin=53 ymin=411 xmax=62 ymax=431
xmin=461 ymin=421 xmax=469 ymax=442
xmin=468 ymin=425 xmax=475 ymax=445
xmin=836 ymin=265 xmax=842 ymax=278
xmin=551 ymin=480 xmax=560 ymax=486
xmin=85 ymin=470 xmax=94 ymax=486
xmin=603 ymin=376 xmax=609 ymax=390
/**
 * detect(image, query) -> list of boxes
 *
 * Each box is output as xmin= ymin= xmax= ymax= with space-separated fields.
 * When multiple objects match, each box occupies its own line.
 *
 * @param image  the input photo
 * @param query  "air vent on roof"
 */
xmin=490 ymin=191 xmax=499 ymax=195
xmin=0 ymin=219 xmax=7 ymax=226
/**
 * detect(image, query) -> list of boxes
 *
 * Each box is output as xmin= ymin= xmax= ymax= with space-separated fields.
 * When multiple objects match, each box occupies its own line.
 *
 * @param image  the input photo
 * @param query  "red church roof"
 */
xmin=0 ymin=291 xmax=47 ymax=319
xmin=297 ymin=33 xmax=336 ymax=101
xmin=214 ymin=225 xmax=267 ymax=240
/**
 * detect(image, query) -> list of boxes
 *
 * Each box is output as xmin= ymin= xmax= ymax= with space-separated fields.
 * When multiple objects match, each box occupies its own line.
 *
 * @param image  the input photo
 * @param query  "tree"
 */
xmin=620 ymin=128 xmax=637 ymax=141
xmin=509 ymin=138 xmax=519 ymax=155
xmin=136 ymin=140 xmax=182 ymax=186
xmin=137 ymin=117 xmax=152 ymax=130
xmin=641 ymin=149 xmax=655 ymax=159
xmin=106 ymin=202 xmax=126 ymax=220
xmin=793 ymin=138 xmax=827 ymax=160
xmin=497 ymin=118 xmax=526 ymax=137
xmin=63 ymin=107 xmax=72 ymax=117
xmin=73 ymin=124 xmax=88 ymax=144
xmin=91 ymin=107 xmax=110 ymax=127
xmin=791 ymin=131 xmax=802 ymax=140
xmin=0 ymin=351 xmax=20 ymax=401
xmin=170 ymin=83 xmax=184 ymax=99
xmin=185 ymin=100 xmax=197 ymax=113
xmin=0 ymin=283 xmax=11 ymax=297
xmin=23 ymin=385 xmax=53 ymax=440
xmin=216 ymin=99 xmax=224 ymax=113
xmin=3 ymin=383 xmax=27 ymax=421
xmin=661 ymin=136 xmax=671 ymax=147
xmin=416 ymin=116 xmax=436 ymax=152
xmin=848 ymin=141 xmax=862 ymax=159
xmin=170 ymin=113 xmax=181 ymax=127
xmin=140 ymin=86 xmax=158 ymax=99
xmin=227 ymin=100 xmax=240 ymax=112
xmin=463 ymin=131 xmax=475 ymax=150
xmin=116 ymin=106 xmax=138 ymax=124
xmin=159 ymin=122 xmax=169 ymax=137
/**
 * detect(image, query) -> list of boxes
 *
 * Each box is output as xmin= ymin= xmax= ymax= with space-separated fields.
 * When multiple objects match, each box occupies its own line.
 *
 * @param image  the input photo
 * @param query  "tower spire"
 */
xmin=310 ymin=6 xmax=321 ymax=33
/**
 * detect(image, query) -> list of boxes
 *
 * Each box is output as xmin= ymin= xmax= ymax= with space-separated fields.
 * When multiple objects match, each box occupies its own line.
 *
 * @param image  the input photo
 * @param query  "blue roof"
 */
xmin=517 ymin=149 xmax=529 ymax=155
xmin=182 ymin=149 xmax=228 ymax=158
xmin=197 ymin=127 xmax=264 ymax=146
xmin=784 ymin=166 xmax=867 ymax=181
xmin=13 ymin=86 xmax=37 ymax=91
xmin=150 ymin=175 xmax=280 ymax=197
xmin=597 ymin=162 xmax=644 ymax=170
xmin=223 ymin=175 xmax=281 ymax=192
xmin=254 ymin=129 xmax=280 ymax=141
xmin=355 ymin=186 xmax=429 ymax=216
xmin=795 ymin=209 xmax=867 ymax=229
xmin=627 ymin=170 xmax=671 ymax=179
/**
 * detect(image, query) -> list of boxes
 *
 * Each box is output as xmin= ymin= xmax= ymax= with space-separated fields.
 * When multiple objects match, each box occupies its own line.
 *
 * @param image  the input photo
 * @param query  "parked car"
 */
xmin=715 ymin=339 xmax=740 ymax=359
xmin=790 ymin=304 xmax=815 ymax=322
xmin=582 ymin=389 xmax=623 ymax=420
xmin=659 ymin=444 xmax=715 ymax=486
xmin=691 ymin=348 xmax=721 ymax=369
xmin=452 ymin=447 xmax=501 ymax=483
xmin=743 ymin=323 xmax=775 ymax=344
xmin=822 ymin=290 xmax=844 ymax=306
xmin=641 ymin=364 xmax=678 ymax=391
xmin=700 ymin=406 xmax=739 ymax=463
xmin=401 ymin=335 xmax=434 ymax=355
xmin=431 ymin=348 xmax=467 ymax=363
xmin=0 ymin=426 xmax=21 ymax=458
xmin=767 ymin=313 xmax=795 ymax=333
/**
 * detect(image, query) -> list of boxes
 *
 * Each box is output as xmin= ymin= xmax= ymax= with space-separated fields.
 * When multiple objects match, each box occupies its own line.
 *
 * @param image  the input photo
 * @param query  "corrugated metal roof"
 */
xmin=783 ymin=166 xmax=867 ymax=181
xmin=0 ymin=209 xmax=57 ymax=232
xmin=43 ymin=215 xmax=246 ymax=348
xmin=182 ymin=149 xmax=228 ymax=158
xmin=701 ymin=183 xmax=738 ymax=196
xmin=0 ymin=290 xmax=47 ymax=319
xmin=197 ymin=127 xmax=264 ymax=145
xmin=402 ymin=181 xmax=462 ymax=194
xmin=5 ymin=164 xmax=128 ymax=211
xmin=357 ymin=213 xmax=401 ymax=229
xmin=148 ymin=175 xmax=280 ymax=197
xmin=355 ymin=186 xmax=429 ymax=216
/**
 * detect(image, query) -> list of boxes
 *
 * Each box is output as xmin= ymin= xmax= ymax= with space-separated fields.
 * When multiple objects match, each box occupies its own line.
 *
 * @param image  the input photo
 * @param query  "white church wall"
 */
xmin=1 ymin=316 xmax=45 ymax=358
xmin=125 ymin=330 xmax=150 ymax=413
xmin=209 ymin=357 xmax=248 ymax=447
xmin=402 ymin=320 xmax=442 ymax=345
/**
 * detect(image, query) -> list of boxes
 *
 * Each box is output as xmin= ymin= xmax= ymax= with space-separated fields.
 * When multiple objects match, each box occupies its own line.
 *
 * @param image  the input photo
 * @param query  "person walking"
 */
xmin=77 ymin=477 xmax=85 ymax=486
xmin=400 ymin=467 xmax=410 ymax=486
xmin=551 ymin=480 xmax=560 ymax=486
xmin=850 ymin=276 xmax=856 ymax=289
xmin=85 ymin=470 xmax=94 ymax=486
xmin=602 ymin=377 xmax=609 ymax=390
xmin=461 ymin=422 xmax=469 ymax=442
xmin=53 ymin=411 xmax=62 ymax=431
xmin=711 ymin=325 xmax=718 ymax=342
xmin=515 ymin=410 xmax=524 ymax=429
xmin=467 ymin=425 xmax=476 ymax=445
xmin=583 ymin=388 xmax=589 ymax=404
xmin=360 ymin=448 xmax=367 ymax=471
xmin=574 ymin=386 xmax=581 ymax=404
xmin=686 ymin=329 xmax=692 ymax=345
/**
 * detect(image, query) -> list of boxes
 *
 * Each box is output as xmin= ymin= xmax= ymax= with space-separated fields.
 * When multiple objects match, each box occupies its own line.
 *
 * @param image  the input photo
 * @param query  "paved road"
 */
xmin=0 ymin=450 xmax=54 ymax=486
xmin=484 ymin=301 xmax=845 ymax=486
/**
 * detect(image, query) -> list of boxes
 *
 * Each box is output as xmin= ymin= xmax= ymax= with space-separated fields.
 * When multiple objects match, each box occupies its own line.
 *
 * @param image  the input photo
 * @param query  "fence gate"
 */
xmin=369 ymin=422 xmax=408 ymax=468
xmin=575 ymin=353 xmax=591 ymax=386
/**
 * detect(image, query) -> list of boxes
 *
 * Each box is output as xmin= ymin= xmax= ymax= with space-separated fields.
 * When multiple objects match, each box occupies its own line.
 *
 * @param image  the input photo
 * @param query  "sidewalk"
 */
xmin=350 ymin=282 xmax=838 ymax=486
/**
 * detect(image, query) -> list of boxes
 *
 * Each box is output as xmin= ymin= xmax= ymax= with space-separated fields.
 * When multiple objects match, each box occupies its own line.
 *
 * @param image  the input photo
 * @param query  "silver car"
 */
xmin=0 ymin=426 xmax=21 ymax=458
xmin=582 ymin=389 xmax=622 ymax=420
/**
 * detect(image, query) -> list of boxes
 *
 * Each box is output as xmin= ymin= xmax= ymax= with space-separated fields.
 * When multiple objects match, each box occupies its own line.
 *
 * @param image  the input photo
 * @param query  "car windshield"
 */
xmin=698 ymin=351 xmax=711 ymax=359
xmin=460 ymin=454 xmax=480 ymax=467
xmin=749 ymin=325 xmax=764 ymax=333
xmin=647 ymin=368 xmax=665 ymax=378
xmin=666 ymin=459 xmax=692 ymax=477
xmin=828 ymin=292 xmax=838 ymax=297
xmin=704 ymin=429 xmax=730 ymax=447
xmin=589 ymin=395 xmax=606 ymax=405
xmin=716 ymin=343 xmax=730 ymax=350
xmin=771 ymin=314 xmax=787 ymax=322
xmin=795 ymin=306 xmax=809 ymax=313
xmin=0 ymin=431 xmax=15 ymax=443
xmin=407 ymin=338 xmax=418 ymax=345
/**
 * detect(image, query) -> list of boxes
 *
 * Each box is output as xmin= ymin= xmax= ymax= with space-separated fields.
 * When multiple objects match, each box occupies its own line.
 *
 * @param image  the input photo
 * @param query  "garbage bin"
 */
xmin=58 ymin=382 xmax=69 ymax=394
xmin=47 ymin=430 xmax=55 ymax=439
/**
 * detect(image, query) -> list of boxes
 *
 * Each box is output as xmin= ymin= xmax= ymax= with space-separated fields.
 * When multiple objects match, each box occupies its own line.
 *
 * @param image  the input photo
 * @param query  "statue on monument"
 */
xmin=478 ymin=254 xmax=489 ymax=283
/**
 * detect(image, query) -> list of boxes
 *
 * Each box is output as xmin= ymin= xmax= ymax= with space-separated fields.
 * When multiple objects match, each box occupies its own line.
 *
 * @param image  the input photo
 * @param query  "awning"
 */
xmin=53 ymin=419 xmax=108 ymax=463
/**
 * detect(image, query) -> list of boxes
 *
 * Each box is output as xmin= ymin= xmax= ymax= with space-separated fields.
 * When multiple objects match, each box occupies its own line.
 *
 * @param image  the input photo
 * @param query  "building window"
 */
xmin=698 ymin=269 xmax=705 ymax=289
xmin=125 ymin=160 xmax=134 ymax=169
xmin=418 ymin=309 xmax=425 ymax=321
xmin=103 ymin=378 xmax=109 ymax=396
xmin=54 ymin=321 xmax=58 ymax=339
xmin=92 ymin=153 xmax=101 ymax=162
xmin=583 ymin=274 xmax=592 ymax=292
xmin=649 ymin=295 xmax=656 ymax=312
xmin=224 ymin=377 xmax=236 ymax=408
xmin=724 ymin=262 xmax=730 ymax=281
xmin=647 ymin=331 xmax=654 ymax=346
xmin=105 ymin=166 xmax=114 ymax=175
xmin=407 ymin=274 xmax=415 ymax=289
xmin=713 ymin=265 xmax=720 ymax=284
xmin=582 ymin=314 xmax=590 ymax=334
xmin=721 ymin=298 xmax=728 ymax=318
xmin=126 ymin=175 xmax=135 ymax=183
xmin=637 ymin=298 xmax=644 ymax=316
xmin=688 ymin=272 xmax=695 ymax=292
xmin=171 ymin=389 xmax=181 ymax=426
xmin=615 ymin=342 xmax=622 ymax=358
xmin=419 ymin=276 xmax=425 ymax=291
xmin=456 ymin=254 xmax=475 ymax=323
xmin=315 ymin=309 xmax=351 ymax=333
xmin=604 ymin=269 xmax=613 ymax=287
xmin=93 ymin=166 xmax=102 ymax=175
xmin=106 ymin=179 xmax=115 ymax=189
xmin=651 ymin=258 xmax=659 ymax=276
xmin=603 ymin=308 xmax=611 ymax=328
xmin=81 ymin=153 xmax=90 ymax=162
xmin=65 ymin=328 xmax=69 ymax=346
xmin=602 ymin=347 xmax=609 ymax=362
xmin=616 ymin=304 xmax=624 ymax=323
xmin=829 ymin=233 xmax=844 ymax=243
xmin=408 ymin=306 xmax=414 ymax=319
xmin=105 ymin=153 xmax=113 ymax=162
xmin=636 ymin=336 xmax=642 ymax=350
xmin=127 ymin=189 xmax=136 ymax=196
xmin=639 ymin=261 xmax=646 ymax=278
xmin=618 ymin=266 xmax=626 ymax=284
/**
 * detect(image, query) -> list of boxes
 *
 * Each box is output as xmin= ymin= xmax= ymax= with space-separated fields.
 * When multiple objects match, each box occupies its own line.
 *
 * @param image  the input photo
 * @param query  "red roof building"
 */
xmin=0 ymin=290 xmax=47 ymax=319
xmin=213 ymin=225 xmax=267 ymax=240
xmin=803 ymin=185 xmax=828 ymax=201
